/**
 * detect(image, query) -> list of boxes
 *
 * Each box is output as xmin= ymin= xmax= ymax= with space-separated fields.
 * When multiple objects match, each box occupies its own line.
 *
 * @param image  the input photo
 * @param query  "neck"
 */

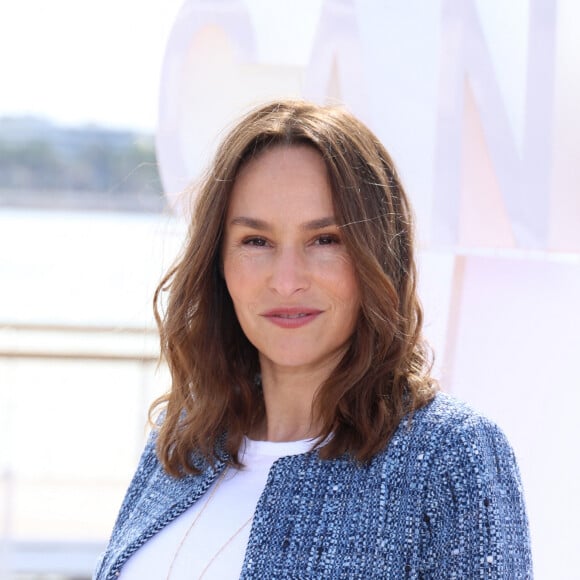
xmin=251 ymin=362 xmax=329 ymax=442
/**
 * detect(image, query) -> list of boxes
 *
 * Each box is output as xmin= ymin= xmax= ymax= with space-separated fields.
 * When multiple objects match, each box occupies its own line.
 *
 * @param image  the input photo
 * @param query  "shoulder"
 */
xmin=398 ymin=396 xmax=532 ymax=576
xmin=107 ymin=430 xmax=161 ymax=530
xmin=381 ymin=392 xmax=526 ymax=503
xmin=409 ymin=390 xmax=498 ymax=431
xmin=403 ymin=391 xmax=516 ymax=459
xmin=391 ymin=392 xmax=527 ymax=523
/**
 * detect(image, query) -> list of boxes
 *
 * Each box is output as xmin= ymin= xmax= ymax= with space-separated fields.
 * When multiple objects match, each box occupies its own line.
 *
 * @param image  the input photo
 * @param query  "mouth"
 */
xmin=261 ymin=308 xmax=322 ymax=328
xmin=272 ymin=312 xmax=311 ymax=319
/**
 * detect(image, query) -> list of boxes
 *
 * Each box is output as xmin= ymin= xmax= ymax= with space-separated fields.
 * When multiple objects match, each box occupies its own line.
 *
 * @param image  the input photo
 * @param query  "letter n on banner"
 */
xmin=432 ymin=0 xmax=556 ymax=250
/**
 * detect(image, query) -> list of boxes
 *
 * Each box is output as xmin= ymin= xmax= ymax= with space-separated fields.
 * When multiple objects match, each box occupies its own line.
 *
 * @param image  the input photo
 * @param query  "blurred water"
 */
xmin=0 ymin=208 xmax=182 ymax=576
xmin=0 ymin=208 xmax=185 ymax=328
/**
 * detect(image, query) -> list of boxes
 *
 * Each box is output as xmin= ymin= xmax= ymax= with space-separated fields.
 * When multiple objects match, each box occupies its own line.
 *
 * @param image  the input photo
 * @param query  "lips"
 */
xmin=261 ymin=307 xmax=322 ymax=328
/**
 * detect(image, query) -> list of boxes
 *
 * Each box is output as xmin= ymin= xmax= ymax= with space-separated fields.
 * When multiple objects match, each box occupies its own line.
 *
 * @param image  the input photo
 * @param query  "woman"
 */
xmin=95 ymin=100 xmax=532 ymax=579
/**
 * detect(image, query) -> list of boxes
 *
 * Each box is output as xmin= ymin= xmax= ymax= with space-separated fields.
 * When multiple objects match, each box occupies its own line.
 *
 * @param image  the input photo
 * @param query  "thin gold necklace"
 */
xmin=166 ymin=467 xmax=254 ymax=580
xmin=197 ymin=515 xmax=254 ymax=579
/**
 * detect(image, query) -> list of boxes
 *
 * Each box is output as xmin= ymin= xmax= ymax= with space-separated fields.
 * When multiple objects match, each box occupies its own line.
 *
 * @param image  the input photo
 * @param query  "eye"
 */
xmin=315 ymin=234 xmax=341 ymax=246
xmin=242 ymin=236 xmax=269 ymax=247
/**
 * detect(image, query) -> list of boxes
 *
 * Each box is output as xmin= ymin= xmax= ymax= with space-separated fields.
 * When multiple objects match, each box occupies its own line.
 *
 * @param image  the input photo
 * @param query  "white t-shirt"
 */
xmin=120 ymin=437 xmax=312 ymax=579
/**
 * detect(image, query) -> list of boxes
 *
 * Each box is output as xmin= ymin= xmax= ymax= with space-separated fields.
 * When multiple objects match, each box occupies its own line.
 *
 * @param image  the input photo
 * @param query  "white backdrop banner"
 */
xmin=156 ymin=2 xmax=580 ymax=577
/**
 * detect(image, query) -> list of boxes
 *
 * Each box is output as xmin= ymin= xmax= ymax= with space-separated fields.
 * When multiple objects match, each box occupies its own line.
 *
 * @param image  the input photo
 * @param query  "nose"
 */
xmin=268 ymin=246 xmax=310 ymax=297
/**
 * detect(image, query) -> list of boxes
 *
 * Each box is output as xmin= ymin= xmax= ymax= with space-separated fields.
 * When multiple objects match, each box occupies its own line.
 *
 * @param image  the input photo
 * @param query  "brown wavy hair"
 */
xmin=151 ymin=100 xmax=437 ymax=476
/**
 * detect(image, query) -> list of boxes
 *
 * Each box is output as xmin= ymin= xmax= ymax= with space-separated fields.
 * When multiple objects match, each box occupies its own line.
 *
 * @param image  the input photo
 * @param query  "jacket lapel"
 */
xmin=100 ymin=459 xmax=226 ymax=579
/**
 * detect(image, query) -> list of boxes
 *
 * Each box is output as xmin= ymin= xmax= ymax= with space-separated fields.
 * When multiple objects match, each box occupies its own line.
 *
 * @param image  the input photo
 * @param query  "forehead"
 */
xmin=227 ymin=145 xmax=334 ymax=217
xmin=236 ymin=143 xmax=326 ymax=181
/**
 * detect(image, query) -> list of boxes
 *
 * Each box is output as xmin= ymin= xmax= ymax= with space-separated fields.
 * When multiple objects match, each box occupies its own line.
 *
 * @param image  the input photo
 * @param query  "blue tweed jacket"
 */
xmin=95 ymin=394 xmax=532 ymax=579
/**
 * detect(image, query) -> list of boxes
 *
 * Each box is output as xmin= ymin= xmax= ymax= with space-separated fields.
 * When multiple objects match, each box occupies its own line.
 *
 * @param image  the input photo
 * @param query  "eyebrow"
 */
xmin=229 ymin=216 xmax=337 ymax=231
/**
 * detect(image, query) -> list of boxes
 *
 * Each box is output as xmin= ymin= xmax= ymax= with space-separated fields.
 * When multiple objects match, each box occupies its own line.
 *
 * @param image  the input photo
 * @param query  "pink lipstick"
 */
xmin=261 ymin=307 xmax=322 ymax=329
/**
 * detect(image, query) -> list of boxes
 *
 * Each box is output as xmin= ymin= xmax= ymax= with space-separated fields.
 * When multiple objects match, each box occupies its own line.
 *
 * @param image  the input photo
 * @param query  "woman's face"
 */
xmin=222 ymin=145 xmax=361 ymax=377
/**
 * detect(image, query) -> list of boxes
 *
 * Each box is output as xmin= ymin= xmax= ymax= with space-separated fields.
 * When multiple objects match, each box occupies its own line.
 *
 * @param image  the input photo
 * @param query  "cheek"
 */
xmin=223 ymin=254 xmax=259 ymax=306
xmin=223 ymin=264 xmax=242 ymax=303
xmin=317 ymin=256 xmax=360 ymax=305
xmin=224 ymin=248 xmax=273 ymax=279
xmin=340 ymin=280 xmax=361 ymax=318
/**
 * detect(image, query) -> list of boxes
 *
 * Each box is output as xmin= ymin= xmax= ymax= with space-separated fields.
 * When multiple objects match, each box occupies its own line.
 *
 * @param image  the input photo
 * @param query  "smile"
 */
xmin=276 ymin=313 xmax=309 ymax=319
xmin=261 ymin=308 xmax=322 ymax=328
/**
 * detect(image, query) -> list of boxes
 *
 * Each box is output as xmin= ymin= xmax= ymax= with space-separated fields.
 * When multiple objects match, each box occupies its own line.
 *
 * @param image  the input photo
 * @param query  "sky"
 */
xmin=0 ymin=0 xmax=183 ymax=131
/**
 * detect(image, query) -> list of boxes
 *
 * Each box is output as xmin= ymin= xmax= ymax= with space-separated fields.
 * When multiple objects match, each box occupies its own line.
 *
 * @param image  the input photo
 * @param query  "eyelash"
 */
xmin=242 ymin=237 xmax=269 ymax=247
xmin=315 ymin=234 xmax=340 ymax=246
xmin=241 ymin=234 xmax=341 ymax=247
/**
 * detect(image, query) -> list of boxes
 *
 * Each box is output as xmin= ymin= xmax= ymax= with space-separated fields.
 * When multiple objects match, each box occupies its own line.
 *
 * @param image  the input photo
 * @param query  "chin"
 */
xmin=259 ymin=347 xmax=344 ymax=373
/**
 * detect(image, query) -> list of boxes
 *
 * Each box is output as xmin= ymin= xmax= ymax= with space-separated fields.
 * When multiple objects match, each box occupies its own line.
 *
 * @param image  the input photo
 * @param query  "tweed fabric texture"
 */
xmin=95 ymin=393 xmax=532 ymax=579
